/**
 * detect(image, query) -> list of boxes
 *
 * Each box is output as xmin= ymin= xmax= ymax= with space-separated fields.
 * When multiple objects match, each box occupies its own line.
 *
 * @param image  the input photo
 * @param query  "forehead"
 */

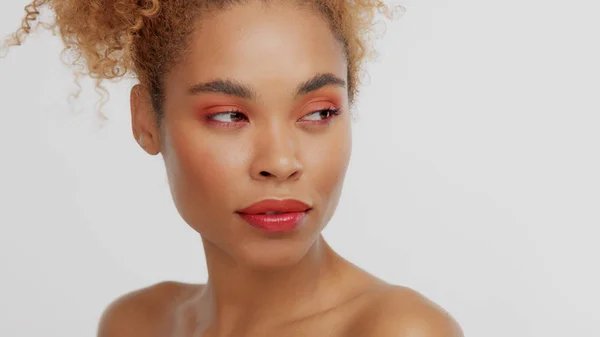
xmin=169 ymin=1 xmax=347 ymax=99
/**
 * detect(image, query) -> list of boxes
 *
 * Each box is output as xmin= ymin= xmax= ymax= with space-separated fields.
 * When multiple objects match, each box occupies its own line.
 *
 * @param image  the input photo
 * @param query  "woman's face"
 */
xmin=157 ymin=1 xmax=351 ymax=268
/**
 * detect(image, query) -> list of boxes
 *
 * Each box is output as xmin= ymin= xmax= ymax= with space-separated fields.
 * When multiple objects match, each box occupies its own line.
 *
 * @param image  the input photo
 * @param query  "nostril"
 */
xmin=259 ymin=171 xmax=270 ymax=177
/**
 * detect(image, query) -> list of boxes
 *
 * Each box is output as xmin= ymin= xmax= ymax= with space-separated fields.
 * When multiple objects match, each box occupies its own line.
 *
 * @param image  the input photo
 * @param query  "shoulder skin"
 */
xmin=96 ymin=281 xmax=197 ymax=337
xmin=348 ymin=285 xmax=464 ymax=337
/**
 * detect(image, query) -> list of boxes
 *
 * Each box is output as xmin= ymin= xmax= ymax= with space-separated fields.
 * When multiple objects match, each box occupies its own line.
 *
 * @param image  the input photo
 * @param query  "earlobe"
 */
xmin=130 ymin=84 xmax=161 ymax=155
xmin=136 ymin=132 xmax=160 ymax=156
xmin=137 ymin=133 xmax=146 ymax=148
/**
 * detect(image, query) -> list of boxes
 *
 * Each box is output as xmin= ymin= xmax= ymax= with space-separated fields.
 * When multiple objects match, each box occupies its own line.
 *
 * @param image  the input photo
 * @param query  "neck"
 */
xmin=197 ymin=235 xmax=346 ymax=330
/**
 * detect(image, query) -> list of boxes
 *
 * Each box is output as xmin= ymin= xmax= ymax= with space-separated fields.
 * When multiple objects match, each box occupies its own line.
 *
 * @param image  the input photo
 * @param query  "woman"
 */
xmin=4 ymin=0 xmax=463 ymax=336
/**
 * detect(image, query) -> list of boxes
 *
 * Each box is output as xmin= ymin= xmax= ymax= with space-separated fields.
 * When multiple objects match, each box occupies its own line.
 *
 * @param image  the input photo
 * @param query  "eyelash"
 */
xmin=205 ymin=108 xmax=342 ymax=127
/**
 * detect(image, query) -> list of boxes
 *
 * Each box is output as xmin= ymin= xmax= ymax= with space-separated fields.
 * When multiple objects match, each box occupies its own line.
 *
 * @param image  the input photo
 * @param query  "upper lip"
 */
xmin=236 ymin=199 xmax=312 ymax=215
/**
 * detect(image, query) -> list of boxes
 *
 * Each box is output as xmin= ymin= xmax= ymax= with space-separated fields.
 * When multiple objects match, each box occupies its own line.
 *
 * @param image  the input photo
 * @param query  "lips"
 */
xmin=236 ymin=199 xmax=311 ymax=215
xmin=236 ymin=199 xmax=312 ymax=233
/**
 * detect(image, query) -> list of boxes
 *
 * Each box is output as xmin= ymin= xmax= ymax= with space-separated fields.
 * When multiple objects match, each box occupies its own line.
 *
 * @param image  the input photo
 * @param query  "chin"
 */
xmin=234 ymin=237 xmax=318 ymax=270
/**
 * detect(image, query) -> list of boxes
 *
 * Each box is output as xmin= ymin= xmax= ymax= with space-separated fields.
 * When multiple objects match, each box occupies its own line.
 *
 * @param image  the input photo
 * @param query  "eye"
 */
xmin=299 ymin=108 xmax=342 ymax=123
xmin=207 ymin=110 xmax=248 ymax=123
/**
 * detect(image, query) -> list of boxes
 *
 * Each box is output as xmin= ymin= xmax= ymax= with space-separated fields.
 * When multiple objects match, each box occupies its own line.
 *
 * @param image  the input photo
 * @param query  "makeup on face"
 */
xmin=159 ymin=1 xmax=352 ymax=268
xmin=187 ymin=73 xmax=346 ymax=125
xmin=236 ymin=198 xmax=312 ymax=233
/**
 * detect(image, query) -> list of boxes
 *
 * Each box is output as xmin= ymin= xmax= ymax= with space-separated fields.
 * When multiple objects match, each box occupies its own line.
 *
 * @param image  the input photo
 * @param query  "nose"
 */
xmin=250 ymin=124 xmax=303 ymax=182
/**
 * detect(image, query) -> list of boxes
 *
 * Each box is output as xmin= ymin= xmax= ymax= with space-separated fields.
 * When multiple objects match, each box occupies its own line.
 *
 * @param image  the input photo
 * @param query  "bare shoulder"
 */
xmin=349 ymin=285 xmax=463 ymax=337
xmin=96 ymin=281 xmax=201 ymax=337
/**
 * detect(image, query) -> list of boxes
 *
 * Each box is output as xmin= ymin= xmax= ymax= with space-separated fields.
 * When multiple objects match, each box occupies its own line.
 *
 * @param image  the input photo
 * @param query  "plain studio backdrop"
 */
xmin=0 ymin=0 xmax=598 ymax=336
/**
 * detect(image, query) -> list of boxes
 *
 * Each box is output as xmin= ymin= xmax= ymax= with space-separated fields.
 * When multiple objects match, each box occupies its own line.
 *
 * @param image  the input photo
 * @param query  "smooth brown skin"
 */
xmin=99 ymin=2 xmax=462 ymax=337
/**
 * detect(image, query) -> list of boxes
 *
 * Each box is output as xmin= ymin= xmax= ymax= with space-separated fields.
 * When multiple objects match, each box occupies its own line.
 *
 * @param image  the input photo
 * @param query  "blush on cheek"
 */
xmin=308 ymin=127 xmax=351 ymax=201
xmin=167 ymin=143 xmax=235 ymax=232
xmin=169 ymin=127 xmax=249 ymax=204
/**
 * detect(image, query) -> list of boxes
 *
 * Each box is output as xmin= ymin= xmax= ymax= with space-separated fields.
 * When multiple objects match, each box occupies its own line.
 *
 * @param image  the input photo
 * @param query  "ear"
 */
xmin=130 ymin=84 xmax=161 ymax=155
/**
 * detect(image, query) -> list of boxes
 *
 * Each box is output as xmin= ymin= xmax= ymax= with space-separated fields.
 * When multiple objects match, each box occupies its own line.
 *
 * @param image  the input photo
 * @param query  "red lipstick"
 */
xmin=236 ymin=199 xmax=311 ymax=233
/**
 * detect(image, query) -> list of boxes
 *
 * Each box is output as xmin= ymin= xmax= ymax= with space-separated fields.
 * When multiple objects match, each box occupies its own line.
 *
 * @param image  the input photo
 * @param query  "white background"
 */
xmin=1 ymin=0 xmax=599 ymax=336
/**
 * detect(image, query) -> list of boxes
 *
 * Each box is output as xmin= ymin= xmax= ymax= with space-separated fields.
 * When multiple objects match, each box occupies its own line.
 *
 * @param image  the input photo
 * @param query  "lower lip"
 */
xmin=237 ymin=211 xmax=308 ymax=233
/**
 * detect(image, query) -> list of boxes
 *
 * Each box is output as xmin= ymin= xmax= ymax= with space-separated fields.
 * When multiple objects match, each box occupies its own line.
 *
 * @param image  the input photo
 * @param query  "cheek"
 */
xmin=162 ymin=125 xmax=248 ymax=227
xmin=308 ymin=122 xmax=353 ymax=204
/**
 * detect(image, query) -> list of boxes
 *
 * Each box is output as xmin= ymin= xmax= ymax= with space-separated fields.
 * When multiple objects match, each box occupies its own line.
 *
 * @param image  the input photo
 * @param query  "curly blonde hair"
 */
xmin=2 ymin=0 xmax=403 ymax=121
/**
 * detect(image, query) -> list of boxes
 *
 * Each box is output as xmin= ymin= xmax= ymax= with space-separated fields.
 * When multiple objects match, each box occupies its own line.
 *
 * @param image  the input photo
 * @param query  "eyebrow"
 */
xmin=187 ymin=73 xmax=346 ymax=100
xmin=188 ymin=78 xmax=255 ymax=99
xmin=296 ymin=73 xmax=347 ymax=96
